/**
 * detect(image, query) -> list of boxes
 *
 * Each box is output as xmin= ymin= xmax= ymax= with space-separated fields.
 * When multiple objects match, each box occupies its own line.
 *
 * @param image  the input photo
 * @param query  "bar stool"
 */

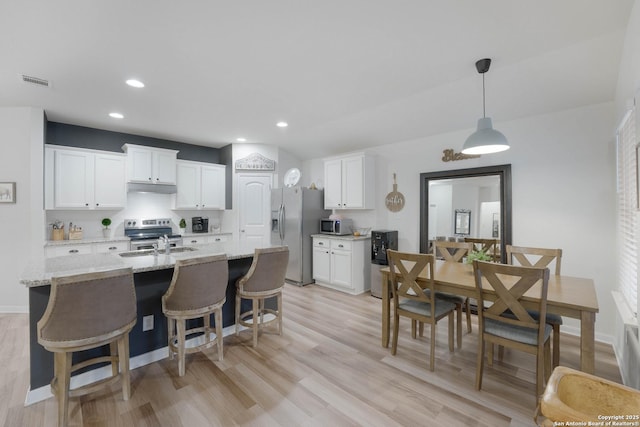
xmin=162 ymin=254 xmax=228 ymax=376
xmin=235 ymin=246 xmax=289 ymax=347
xmin=37 ymin=268 xmax=137 ymax=427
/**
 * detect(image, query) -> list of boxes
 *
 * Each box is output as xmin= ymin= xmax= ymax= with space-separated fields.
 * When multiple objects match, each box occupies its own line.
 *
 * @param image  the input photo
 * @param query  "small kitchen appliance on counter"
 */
xmin=370 ymin=229 xmax=398 ymax=298
xmin=320 ymin=218 xmax=353 ymax=235
xmin=192 ymin=216 xmax=209 ymax=233
xmin=124 ymin=218 xmax=183 ymax=250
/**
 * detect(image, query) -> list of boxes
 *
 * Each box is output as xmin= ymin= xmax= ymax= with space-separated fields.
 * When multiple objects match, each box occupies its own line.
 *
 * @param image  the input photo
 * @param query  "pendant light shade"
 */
xmin=462 ymin=58 xmax=509 ymax=155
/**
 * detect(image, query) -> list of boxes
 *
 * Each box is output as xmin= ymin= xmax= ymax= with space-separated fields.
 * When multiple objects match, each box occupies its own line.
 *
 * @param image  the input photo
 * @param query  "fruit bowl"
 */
xmin=350 ymin=227 xmax=371 ymax=237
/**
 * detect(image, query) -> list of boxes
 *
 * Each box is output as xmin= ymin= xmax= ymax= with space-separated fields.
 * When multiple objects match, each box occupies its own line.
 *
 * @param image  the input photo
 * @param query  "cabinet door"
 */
xmin=127 ymin=147 xmax=154 ymax=182
xmin=54 ymin=150 xmax=93 ymax=208
xmin=324 ymin=159 xmax=343 ymax=209
xmin=312 ymin=244 xmax=331 ymax=284
xmin=154 ymin=150 xmax=177 ymax=184
xmin=185 ymin=236 xmax=207 ymax=245
xmin=342 ymin=156 xmax=364 ymax=209
xmin=46 ymin=244 xmax=93 ymax=257
xmin=200 ymin=165 xmax=225 ymax=209
xmin=94 ymin=153 xmax=126 ymax=209
xmin=94 ymin=241 xmax=129 ymax=253
xmin=176 ymin=162 xmax=200 ymax=208
xmin=330 ymin=248 xmax=352 ymax=289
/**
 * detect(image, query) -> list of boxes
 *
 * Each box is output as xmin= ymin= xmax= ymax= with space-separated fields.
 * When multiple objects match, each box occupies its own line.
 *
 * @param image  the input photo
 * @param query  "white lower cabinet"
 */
xmin=183 ymin=234 xmax=230 ymax=245
xmin=312 ymin=236 xmax=370 ymax=295
xmin=45 ymin=241 xmax=129 ymax=257
xmin=94 ymin=241 xmax=129 ymax=254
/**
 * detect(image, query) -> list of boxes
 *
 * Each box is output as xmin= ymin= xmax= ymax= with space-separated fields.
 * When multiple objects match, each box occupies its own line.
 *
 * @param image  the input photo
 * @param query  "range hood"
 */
xmin=127 ymin=182 xmax=177 ymax=194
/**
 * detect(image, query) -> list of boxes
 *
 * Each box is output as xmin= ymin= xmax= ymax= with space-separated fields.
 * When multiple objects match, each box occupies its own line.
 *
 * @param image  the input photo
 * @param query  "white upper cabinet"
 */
xmin=122 ymin=144 xmax=178 ymax=185
xmin=45 ymin=145 xmax=126 ymax=210
xmin=175 ymin=160 xmax=225 ymax=210
xmin=324 ymin=153 xmax=375 ymax=209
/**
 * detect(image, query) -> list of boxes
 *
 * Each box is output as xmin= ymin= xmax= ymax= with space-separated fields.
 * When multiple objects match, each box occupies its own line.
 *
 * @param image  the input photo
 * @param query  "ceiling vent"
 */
xmin=20 ymin=74 xmax=51 ymax=88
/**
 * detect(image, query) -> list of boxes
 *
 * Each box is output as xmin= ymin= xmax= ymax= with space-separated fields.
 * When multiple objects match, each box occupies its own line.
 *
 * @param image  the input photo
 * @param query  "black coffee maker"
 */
xmin=192 ymin=217 xmax=209 ymax=233
xmin=371 ymin=230 xmax=398 ymax=265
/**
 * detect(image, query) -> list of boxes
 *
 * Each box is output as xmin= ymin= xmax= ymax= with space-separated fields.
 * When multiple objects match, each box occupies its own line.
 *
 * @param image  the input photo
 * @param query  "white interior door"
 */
xmin=238 ymin=174 xmax=271 ymax=250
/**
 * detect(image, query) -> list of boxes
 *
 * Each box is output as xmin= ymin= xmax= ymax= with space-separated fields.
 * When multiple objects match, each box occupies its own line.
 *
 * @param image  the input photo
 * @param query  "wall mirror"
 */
xmin=419 ymin=164 xmax=512 ymax=262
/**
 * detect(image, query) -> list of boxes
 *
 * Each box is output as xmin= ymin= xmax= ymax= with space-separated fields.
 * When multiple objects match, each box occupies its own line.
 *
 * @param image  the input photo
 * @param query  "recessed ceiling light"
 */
xmin=109 ymin=112 xmax=124 ymax=119
xmin=276 ymin=121 xmax=288 ymax=128
xmin=126 ymin=79 xmax=145 ymax=88
xmin=236 ymin=137 xmax=247 ymax=142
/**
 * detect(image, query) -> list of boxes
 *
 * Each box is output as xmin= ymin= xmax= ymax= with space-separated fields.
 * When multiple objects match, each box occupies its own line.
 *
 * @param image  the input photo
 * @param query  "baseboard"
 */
xmin=24 ymin=323 xmax=243 ymax=406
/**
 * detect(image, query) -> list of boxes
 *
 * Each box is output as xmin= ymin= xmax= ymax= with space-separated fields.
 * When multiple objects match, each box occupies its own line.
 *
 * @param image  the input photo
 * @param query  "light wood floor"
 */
xmin=1 ymin=284 xmax=621 ymax=426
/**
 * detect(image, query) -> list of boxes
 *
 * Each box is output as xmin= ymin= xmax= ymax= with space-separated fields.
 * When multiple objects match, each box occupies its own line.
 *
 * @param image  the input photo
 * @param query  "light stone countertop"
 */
xmin=310 ymin=234 xmax=371 ymax=241
xmin=21 ymin=241 xmax=269 ymax=288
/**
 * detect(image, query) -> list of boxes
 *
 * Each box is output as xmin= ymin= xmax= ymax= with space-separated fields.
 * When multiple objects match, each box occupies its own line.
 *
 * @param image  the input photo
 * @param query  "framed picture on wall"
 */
xmin=454 ymin=209 xmax=471 ymax=235
xmin=0 ymin=182 xmax=16 ymax=203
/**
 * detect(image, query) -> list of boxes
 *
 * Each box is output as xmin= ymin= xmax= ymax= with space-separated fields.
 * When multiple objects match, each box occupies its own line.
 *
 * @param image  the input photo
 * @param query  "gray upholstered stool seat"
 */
xmin=162 ymin=254 xmax=228 ymax=376
xmin=235 ymin=246 xmax=289 ymax=347
xmin=37 ymin=268 xmax=137 ymax=427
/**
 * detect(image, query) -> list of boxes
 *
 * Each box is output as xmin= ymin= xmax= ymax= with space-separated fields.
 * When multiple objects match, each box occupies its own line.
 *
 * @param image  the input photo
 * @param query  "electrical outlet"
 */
xmin=143 ymin=315 xmax=154 ymax=331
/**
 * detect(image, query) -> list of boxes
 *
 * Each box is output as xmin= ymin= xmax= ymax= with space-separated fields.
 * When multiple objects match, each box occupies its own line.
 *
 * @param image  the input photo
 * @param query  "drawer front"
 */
xmin=210 ymin=235 xmax=229 ymax=243
xmin=331 ymin=240 xmax=352 ymax=251
xmin=313 ymin=237 xmax=331 ymax=248
xmin=47 ymin=244 xmax=93 ymax=257
xmin=186 ymin=236 xmax=207 ymax=245
xmin=95 ymin=242 xmax=129 ymax=253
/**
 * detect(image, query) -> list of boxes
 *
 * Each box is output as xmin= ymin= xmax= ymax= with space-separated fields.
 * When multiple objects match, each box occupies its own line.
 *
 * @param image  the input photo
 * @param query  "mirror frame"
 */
xmin=419 ymin=164 xmax=512 ymax=262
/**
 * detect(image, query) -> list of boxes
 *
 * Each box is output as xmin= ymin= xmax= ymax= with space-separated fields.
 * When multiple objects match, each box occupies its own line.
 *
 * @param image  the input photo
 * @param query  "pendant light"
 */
xmin=462 ymin=58 xmax=509 ymax=155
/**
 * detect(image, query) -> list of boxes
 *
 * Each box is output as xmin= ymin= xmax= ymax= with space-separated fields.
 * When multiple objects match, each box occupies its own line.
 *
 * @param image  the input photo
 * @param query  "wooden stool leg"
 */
xmin=456 ymin=304 xmax=462 ymax=349
xmin=177 ymin=319 xmax=186 ymax=377
xmin=465 ymin=298 xmax=472 ymax=333
xmin=110 ymin=341 xmax=118 ymax=377
xmin=54 ymin=351 xmax=72 ymax=427
xmin=215 ymin=308 xmax=224 ymax=361
xmin=204 ymin=314 xmax=211 ymax=346
xmin=277 ymin=292 xmax=283 ymax=335
xmin=252 ymin=298 xmax=259 ymax=347
xmin=235 ymin=294 xmax=241 ymax=336
xmin=118 ymin=335 xmax=131 ymax=400
xmin=168 ymin=318 xmax=175 ymax=360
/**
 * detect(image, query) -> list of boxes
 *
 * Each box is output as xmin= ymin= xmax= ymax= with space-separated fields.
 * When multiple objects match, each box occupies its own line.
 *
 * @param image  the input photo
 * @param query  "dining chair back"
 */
xmin=465 ymin=238 xmax=499 ymax=261
xmin=506 ymin=244 xmax=563 ymax=367
xmin=472 ymin=260 xmax=552 ymax=399
xmin=387 ymin=250 xmax=455 ymax=371
xmin=432 ymin=240 xmax=474 ymax=340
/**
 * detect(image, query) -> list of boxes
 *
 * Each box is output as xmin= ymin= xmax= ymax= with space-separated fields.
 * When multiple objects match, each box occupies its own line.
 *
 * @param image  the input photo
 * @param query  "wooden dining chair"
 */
xmin=432 ymin=240 xmax=474 ymax=347
xmin=472 ymin=260 xmax=552 ymax=400
xmin=506 ymin=245 xmax=563 ymax=367
xmin=387 ymin=250 xmax=455 ymax=371
xmin=464 ymin=238 xmax=499 ymax=261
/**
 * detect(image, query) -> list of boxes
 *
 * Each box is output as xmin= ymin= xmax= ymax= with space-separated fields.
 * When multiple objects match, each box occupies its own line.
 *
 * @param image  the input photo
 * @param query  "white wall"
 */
xmin=314 ymin=102 xmax=617 ymax=341
xmin=0 ymin=107 xmax=44 ymax=312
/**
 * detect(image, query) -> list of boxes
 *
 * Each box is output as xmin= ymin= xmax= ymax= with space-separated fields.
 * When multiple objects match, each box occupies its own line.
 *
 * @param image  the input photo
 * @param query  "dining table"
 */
xmin=380 ymin=260 xmax=599 ymax=374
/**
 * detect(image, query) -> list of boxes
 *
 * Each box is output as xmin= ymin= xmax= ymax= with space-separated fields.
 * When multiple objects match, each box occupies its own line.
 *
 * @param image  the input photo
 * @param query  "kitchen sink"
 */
xmin=119 ymin=247 xmax=197 ymax=257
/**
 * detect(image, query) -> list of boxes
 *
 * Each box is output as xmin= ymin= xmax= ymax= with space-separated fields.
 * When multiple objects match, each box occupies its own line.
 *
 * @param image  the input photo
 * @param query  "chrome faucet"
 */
xmin=163 ymin=235 xmax=170 ymax=255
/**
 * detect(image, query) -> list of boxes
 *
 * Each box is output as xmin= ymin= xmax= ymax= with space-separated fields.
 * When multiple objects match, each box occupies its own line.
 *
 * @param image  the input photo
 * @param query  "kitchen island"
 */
xmin=20 ymin=242 xmax=275 ymax=404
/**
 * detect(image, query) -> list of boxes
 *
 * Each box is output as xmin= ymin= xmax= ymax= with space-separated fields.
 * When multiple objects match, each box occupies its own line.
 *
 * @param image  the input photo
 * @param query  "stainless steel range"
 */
xmin=124 ymin=218 xmax=183 ymax=250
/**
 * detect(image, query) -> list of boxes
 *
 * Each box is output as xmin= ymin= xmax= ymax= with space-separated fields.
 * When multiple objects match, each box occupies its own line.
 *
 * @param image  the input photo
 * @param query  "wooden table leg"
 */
xmin=580 ymin=311 xmax=596 ymax=374
xmin=381 ymin=271 xmax=390 ymax=348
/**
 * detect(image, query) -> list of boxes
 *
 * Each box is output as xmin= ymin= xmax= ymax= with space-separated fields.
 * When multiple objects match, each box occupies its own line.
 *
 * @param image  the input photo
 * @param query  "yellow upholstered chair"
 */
xmin=506 ymin=245 xmax=563 ymax=367
xmin=37 ymin=268 xmax=137 ymax=427
xmin=387 ymin=250 xmax=455 ymax=371
xmin=162 ymin=254 xmax=228 ymax=376
xmin=235 ymin=246 xmax=289 ymax=347
xmin=472 ymin=260 xmax=552 ymax=399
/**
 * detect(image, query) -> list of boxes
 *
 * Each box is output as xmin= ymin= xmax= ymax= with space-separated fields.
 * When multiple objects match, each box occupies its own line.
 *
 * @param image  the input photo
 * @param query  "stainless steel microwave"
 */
xmin=320 ymin=218 xmax=353 ymax=235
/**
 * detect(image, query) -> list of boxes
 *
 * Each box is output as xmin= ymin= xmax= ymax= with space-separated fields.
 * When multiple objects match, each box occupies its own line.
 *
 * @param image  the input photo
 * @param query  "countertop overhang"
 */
xmin=21 ymin=241 xmax=267 ymax=287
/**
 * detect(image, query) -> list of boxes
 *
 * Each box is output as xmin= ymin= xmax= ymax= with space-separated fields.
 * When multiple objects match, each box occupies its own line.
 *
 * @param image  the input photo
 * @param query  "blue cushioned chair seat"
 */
xmin=484 ymin=317 xmax=552 ymax=345
xmin=399 ymin=299 xmax=457 ymax=318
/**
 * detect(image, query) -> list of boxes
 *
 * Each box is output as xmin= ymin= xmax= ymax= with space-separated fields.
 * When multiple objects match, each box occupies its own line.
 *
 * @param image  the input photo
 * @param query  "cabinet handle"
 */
xmin=148 ymin=177 xmax=152 ymax=181
xmin=191 ymin=240 xmax=198 ymax=243
xmin=96 ymin=203 xmax=99 ymax=207
xmin=69 ymin=249 xmax=79 ymax=254
xmin=338 ymin=244 xmax=344 ymax=248
xmin=214 ymin=238 xmax=221 ymax=242
xmin=318 ymin=242 xmax=324 ymax=246
xmin=156 ymin=178 xmax=159 ymax=181
xmin=109 ymin=246 xmax=117 ymax=250
xmin=85 ymin=203 xmax=89 ymax=207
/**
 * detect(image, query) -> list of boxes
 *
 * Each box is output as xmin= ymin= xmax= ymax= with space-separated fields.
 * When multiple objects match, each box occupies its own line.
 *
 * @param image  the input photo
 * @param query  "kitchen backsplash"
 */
xmin=45 ymin=192 xmax=226 ymax=240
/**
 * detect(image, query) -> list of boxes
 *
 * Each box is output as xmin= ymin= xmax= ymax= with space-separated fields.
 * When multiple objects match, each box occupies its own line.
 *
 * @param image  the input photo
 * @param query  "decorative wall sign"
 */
xmin=0 ymin=182 xmax=16 ymax=203
xmin=442 ymin=149 xmax=481 ymax=162
xmin=385 ymin=173 xmax=405 ymax=212
xmin=235 ymin=152 xmax=276 ymax=171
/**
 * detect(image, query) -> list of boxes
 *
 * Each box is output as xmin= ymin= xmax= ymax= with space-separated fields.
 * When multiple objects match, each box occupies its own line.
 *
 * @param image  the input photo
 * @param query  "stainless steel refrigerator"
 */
xmin=271 ymin=187 xmax=329 ymax=286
